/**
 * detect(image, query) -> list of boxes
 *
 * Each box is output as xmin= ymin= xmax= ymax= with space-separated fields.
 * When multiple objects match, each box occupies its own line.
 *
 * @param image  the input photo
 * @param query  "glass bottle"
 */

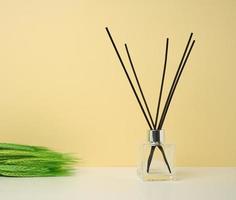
xmin=137 ymin=130 xmax=175 ymax=181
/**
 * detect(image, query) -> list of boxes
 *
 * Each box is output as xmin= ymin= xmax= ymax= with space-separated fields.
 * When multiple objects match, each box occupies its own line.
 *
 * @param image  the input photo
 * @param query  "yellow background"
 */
xmin=0 ymin=0 xmax=235 ymax=166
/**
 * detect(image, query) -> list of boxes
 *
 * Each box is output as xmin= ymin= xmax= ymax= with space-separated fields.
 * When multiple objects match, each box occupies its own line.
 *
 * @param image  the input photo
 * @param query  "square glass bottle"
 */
xmin=137 ymin=130 xmax=175 ymax=181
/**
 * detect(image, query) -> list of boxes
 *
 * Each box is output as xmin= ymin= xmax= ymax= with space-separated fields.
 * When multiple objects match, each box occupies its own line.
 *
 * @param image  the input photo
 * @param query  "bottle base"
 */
xmin=137 ymin=168 xmax=176 ymax=181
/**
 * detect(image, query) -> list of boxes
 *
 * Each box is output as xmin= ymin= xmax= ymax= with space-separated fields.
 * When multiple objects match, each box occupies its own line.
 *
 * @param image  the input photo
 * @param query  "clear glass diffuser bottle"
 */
xmin=137 ymin=130 xmax=175 ymax=181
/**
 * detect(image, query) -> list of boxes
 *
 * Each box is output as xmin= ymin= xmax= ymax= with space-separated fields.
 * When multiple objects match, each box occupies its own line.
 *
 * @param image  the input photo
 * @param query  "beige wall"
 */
xmin=0 ymin=0 xmax=235 ymax=166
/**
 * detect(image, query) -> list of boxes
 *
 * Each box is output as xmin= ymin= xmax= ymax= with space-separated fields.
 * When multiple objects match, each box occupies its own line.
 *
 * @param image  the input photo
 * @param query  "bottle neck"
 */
xmin=148 ymin=129 xmax=165 ymax=146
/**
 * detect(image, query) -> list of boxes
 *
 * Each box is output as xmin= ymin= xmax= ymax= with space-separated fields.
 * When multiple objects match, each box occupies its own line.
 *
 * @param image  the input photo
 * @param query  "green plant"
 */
xmin=0 ymin=143 xmax=77 ymax=177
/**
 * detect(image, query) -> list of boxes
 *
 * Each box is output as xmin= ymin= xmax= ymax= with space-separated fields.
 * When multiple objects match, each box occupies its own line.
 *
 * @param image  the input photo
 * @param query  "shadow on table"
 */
xmin=175 ymin=170 xmax=203 ymax=181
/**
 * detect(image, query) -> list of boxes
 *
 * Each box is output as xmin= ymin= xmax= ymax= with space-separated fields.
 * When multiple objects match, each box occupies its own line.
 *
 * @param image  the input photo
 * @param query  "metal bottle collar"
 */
xmin=148 ymin=129 xmax=165 ymax=146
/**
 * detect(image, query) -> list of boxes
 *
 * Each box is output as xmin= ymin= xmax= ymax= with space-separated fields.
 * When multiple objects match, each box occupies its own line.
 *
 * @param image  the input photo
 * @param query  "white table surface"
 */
xmin=0 ymin=167 xmax=236 ymax=200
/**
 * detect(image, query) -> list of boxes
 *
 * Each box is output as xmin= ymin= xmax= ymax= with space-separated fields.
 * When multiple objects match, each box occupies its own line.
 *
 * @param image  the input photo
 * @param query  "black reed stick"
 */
xmin=125 ymin=44 xmax=155 ymax=128
xmin=158 ymin=33 xmax=193 ymax=130
xmin=154 ymin=38 xmax=169 ymax=129
xmin=124 ymin=42 xmax=171 ymax=174
xmin=147 ymin=36 xmax=195 ymax=173
xmin=158 ymin=145 xmax=171 ymax=172
xmin=147 ymin=146 xmax=156 ymax=173
xmin=147 ymin=144 xmax=172 ymax=173
xmin=158 ymin=40 xmax=195 ymax=129
xmin=105 ymin=27 xmax=153 ymax=129
xmin=147 ymin=38 xmax=170 ymax=173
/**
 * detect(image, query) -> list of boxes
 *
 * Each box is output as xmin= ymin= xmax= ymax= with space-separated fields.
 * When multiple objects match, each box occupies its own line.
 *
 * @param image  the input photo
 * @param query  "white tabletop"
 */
xmin=0 ymin=167 xmax=236 ymax=200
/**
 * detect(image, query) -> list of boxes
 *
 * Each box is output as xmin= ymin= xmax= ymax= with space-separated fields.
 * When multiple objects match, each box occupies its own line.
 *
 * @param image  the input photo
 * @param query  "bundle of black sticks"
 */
xmin=105 ymin=27 xmax=195 ymax=173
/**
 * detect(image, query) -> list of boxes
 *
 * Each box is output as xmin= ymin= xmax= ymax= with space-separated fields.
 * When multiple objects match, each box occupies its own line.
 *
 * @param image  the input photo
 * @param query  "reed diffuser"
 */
xmin=105 ymin=27 xmax=195 ymax=181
